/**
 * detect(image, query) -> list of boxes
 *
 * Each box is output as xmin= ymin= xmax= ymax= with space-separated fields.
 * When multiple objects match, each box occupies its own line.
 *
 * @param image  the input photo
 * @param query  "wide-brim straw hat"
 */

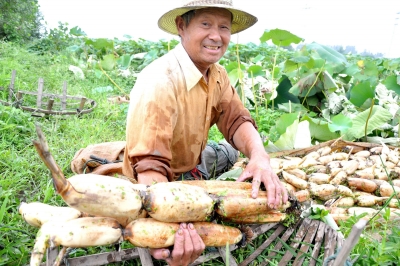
xmin=158 ymin=0 xmax=258 ymax=35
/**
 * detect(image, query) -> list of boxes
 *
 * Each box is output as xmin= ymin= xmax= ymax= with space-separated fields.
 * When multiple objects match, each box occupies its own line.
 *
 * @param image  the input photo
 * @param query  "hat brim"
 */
xmin=158 ymin=5 xmax=258 ymax=35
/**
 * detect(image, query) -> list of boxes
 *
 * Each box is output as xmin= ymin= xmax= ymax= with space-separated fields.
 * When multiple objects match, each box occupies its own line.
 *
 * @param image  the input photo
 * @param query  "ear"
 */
xmin=175 ymin=16 xmax=185 ymax=36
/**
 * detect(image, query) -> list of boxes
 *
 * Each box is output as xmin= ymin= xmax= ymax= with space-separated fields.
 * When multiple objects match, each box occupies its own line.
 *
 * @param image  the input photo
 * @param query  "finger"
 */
xmin=264 ymin=176 xmax=277 ymax=208
xmin=236 ymin=168 xmax=253 ymax=183
xmin=251 ymin=176 xmax=261 ymax=198
xmin=166 ymin=227 xmax=185 ymax=265
xmin=273 ymin=179 xmax=282 ymax=208
xmin=149 ymin=248 xmax=170 ymax=260
xmin=181 ymin=223 xmax=194 ymax=250
xmin=271 ymin=172 xmax=288 ymax=205
xmin=281 ymin=181 xmax=289 ymax=203
xmin=187 ymin=223 xmax=205 ymax=261
xmin=168 ymin=223 xmax=193 ymax=266
xmin=271 ymin=174 xmax=288 ymax=207
xmin=180 ymin=223 xmax=195 ymax=265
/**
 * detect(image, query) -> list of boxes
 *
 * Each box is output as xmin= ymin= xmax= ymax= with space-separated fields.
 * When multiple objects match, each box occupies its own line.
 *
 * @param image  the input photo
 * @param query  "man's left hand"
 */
xmin=236 ymin=153 xmax=288 ymax=209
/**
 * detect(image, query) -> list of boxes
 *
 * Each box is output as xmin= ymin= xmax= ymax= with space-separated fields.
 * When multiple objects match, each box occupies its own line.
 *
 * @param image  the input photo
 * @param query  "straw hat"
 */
xmin=158 ymin=0 xmax=258 ymax=35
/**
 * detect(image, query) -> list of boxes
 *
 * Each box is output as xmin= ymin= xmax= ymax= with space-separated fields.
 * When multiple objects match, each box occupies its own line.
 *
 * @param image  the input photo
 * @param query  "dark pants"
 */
xmin=180 ymin=140 xmax=239 ymax=180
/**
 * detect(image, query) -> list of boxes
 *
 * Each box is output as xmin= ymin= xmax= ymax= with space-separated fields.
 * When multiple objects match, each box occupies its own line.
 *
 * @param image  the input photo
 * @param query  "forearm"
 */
xmin=232 ymin=122 xmax=269 ymax=160
xmin=137 ymin=170 xmax=169 ymax=185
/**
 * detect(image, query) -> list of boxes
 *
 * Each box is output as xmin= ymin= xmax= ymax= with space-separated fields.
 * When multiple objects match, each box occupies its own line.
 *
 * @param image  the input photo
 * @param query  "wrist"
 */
xmin=138 ymin=170 xmax=168 ymax=185
xmin=249 ymin=149 xmax=269 ymax=161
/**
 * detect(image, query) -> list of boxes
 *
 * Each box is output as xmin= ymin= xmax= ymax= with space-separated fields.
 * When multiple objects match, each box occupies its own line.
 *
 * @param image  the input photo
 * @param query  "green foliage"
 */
xmin=260 ymin=28 xmax=303 ymax=46
xmin=249 ymin=108 xmax=283 ymax=142
xmin=0 ymin=0 xmax=44 ymax=42
xmin=302 ymin=115 xmax=341 ymax=141
xmin=338 ymin=209 xmax=400 ymax=266
xmin=289 ymin=72 xmax=322 ymax=97
xmin=309 ymin=207 xmax=329 ymax=221
xmin=384 ymin=75 xmax=400 ymax=95
xmin=28 ymin=23 xmax=81 ymax=54
xmin=24 ymin=24 xmax=397 ymax=149
xmin=273 ymin=76 xmax=299 ymax=106
xmin=328 ymin=113 xmax=352 ymax=134
xmin=306 ymin=42 xmax=348 ymax=73
xmin=0 ymin=105 xmax=34 ymax=150
xmin=349 ymin=81 xmax=375 ymax=107
xmin=274 ymin=113 xmax=299 ymax=135
xmin=221 ymin=28 xmax=400 ymax=147
xmin=267 ymin=118 xmax=312 ymax=151
xmin=343 ymin=106 xmax=392 ymax=141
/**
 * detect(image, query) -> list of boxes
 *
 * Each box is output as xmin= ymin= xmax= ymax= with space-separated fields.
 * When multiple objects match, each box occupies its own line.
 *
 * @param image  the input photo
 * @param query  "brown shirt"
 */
xmin=122 ymin=43 xmax=256 ymax=181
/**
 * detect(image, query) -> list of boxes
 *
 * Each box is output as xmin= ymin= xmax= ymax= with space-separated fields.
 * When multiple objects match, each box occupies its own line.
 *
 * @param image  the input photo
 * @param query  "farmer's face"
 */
xmin=176 ymin=8 xmax=232 ymax=74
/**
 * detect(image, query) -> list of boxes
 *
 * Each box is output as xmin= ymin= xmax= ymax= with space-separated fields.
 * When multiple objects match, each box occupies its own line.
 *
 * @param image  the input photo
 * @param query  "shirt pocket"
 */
xmin=210 ymin=103 xmax=222 ymax=125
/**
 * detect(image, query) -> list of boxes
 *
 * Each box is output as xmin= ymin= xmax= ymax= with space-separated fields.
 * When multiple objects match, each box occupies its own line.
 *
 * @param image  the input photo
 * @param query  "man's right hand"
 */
xmin=138 ymin=172 xmax=206 ymax=265
xmin=150 ymin=223 xmax=205 ymax=266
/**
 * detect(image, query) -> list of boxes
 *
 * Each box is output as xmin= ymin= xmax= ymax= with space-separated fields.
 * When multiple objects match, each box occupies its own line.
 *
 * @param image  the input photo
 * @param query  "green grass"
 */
xmin=338 ymin=211 xmax=400 ymax=265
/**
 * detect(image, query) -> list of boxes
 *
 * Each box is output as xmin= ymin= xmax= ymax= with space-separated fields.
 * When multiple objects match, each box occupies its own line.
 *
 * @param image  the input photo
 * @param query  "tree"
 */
xmin=0 ymin=0 xmax=45 ymax=42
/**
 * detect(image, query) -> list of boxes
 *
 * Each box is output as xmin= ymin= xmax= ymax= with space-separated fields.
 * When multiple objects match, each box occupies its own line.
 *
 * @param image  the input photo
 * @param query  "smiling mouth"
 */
xmin=204 ymin=45 xmax=220 ymax=50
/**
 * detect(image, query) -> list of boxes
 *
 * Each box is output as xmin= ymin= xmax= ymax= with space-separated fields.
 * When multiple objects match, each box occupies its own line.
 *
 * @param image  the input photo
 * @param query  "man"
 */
xmin=122 ymin=1 xmax=288 ymax=265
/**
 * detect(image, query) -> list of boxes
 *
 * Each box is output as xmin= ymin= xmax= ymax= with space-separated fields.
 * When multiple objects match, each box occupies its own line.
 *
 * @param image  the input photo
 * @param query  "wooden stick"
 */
xmin=309 ymin=222 xmax=326 ymax=266
xmin=218 ymin=246 xmax=238 ymax=266
xmin=137 ymin=248 xmax=154 ymax=266
xmin=37 ymin=77 xmax=44 ymax=108
xmin=45 ymin=246 xmax=58 ymax=266
xmin=239 ymin=224 xmax=285 ymax=266
xmin=293 ymin=219 xmax=320 ymax=265
xmin=78 ymin=97 xmax=87 ymax=111
xmin=323 ymin=226 xmax=337 ymax=265
xmin=61 ymin=81 xmax=67 ymax=110
xmin=16 ymin=91 xmax=23 ymax=107
xmin=332 ymin=220 xmax=367 ymax=266
xmin=261 ymin=220 xmax=301 ymax=266
xmin=278 ymin=218 xmax=311 ymax=265
xmin=52 ymin=246 xmax=67 ymax=266
xmin=47 ymin=98 xmax=54 ymax=111
xmin=8 ymin=70 xmax=16 ymax=101
xmin=41 ymin=248 xmax=140 ymax=266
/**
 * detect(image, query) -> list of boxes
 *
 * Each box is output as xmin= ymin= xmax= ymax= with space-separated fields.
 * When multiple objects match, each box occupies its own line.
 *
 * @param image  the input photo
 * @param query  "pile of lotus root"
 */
xmin=266 ymin=140 xmax=400 ymax=223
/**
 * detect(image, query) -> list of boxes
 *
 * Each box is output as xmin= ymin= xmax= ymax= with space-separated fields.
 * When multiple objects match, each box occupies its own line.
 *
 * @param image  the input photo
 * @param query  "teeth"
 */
xmin=205 ymin=46 xmax=219 ymax=50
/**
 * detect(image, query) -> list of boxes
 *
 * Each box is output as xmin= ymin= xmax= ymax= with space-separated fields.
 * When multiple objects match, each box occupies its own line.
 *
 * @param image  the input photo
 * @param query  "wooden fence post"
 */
xmin=62 ymin=81 xmax=67 ymax=110
xmin=8 ymin=70 xmax=16 ymax=101
xmin=36 ymin=77 xmax=44 ymax=108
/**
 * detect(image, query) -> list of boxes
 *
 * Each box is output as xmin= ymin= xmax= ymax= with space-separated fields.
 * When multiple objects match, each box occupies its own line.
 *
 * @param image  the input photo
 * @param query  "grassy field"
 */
xmin=1 ymin=40 xmax=400 ymax=265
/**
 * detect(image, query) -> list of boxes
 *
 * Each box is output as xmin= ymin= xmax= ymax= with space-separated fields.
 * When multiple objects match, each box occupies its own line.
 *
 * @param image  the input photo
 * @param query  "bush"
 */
xmin=0 ymin=0 xmax=45 ymax=42
xmin=27 ymin=22 xmax=76 ymax=54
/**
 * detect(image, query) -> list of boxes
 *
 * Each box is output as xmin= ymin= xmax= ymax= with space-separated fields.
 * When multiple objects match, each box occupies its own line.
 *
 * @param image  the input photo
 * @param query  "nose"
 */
xmin=208 ymin=26 xmax=222 ymax=42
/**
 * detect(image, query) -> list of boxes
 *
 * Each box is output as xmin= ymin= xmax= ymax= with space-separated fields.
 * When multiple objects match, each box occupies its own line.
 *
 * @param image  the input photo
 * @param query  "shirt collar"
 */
xmin=173 ymin=43 xmax=212 ymax=91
